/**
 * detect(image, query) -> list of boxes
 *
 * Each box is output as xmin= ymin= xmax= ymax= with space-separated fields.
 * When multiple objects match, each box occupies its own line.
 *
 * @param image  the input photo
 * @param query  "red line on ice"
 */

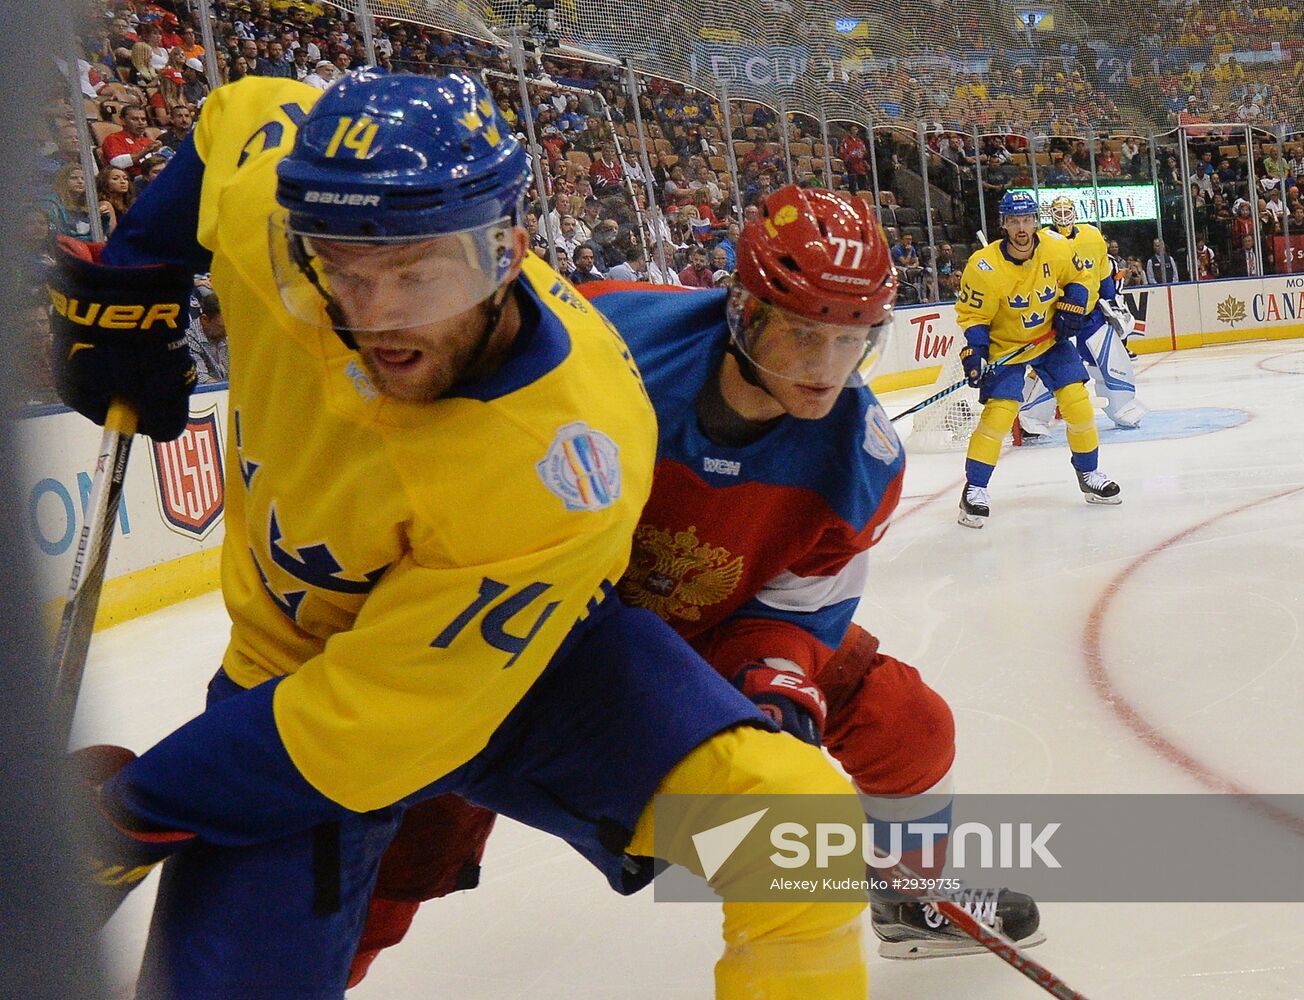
xmin=1082 ymin=485 xmax=1304 ymax=836
xmin=1255 ymin=348 xmax=1304 ymax=376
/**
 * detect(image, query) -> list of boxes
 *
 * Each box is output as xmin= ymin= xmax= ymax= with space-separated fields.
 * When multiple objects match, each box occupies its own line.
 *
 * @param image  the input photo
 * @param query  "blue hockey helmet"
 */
xmin=271 ymin=71 xmax=532 ymax=334
xmin=276 ymin=70 xmax=529 ymax=238
xmin=998 ymin=190 xmax=1040 ymax=219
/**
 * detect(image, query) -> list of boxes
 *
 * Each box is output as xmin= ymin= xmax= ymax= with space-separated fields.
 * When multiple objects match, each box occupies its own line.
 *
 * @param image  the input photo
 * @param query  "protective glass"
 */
xmin=727 ymin=290 xmax=890 ymax=386
xmin=269 ymin=213 xmax=516 ymax=331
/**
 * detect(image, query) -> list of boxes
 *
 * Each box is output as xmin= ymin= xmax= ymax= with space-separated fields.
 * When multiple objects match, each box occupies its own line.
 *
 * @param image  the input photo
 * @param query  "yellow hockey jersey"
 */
xmin=190 ymin=79 xmax=656 ymax=810
xmin=1055 ymin=222 xmax=1112 ymax=295
xmin=955 ymin=230 xmax=1094 ymax=362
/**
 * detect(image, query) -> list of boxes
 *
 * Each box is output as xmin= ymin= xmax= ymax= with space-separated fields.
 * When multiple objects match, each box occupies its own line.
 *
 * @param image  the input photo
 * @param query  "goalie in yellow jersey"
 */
xmin=51 ymin=73 xmax=869 ymax=998
xmin=953 ymin=191 xmax=1122 ymax=528
xmin=1019 ymin=196 xmax=1148 ymax=435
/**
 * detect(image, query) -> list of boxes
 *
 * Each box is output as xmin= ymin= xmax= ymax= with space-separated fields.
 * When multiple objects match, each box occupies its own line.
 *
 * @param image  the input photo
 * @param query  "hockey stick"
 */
xmin=889 ymin=332 xmax=1055 ymax=425
xmin=50 ymin=399 xmax=138 ymax=745
xmin=874 ymin=850 xmax=1091 ymax=1000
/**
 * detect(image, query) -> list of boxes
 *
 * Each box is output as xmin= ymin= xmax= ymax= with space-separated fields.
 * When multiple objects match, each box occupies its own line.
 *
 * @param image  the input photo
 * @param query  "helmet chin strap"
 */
xmin=455 ymin=283 xmax=515 ymax=387
xmin=290 ymin=233 xmax=357 ymax=350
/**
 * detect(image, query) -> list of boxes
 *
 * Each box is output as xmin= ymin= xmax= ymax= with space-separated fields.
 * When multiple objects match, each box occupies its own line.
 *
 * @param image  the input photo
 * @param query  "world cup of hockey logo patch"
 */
xmin=618 ymin=524 xmax=744 ymax=622
xmin=862 ymin=404 xmax=902 ymax=463
xmin=536 ymin=421 xmax=622 ymax=512
xmin=151 ymin=408 xmax=224 ymax=539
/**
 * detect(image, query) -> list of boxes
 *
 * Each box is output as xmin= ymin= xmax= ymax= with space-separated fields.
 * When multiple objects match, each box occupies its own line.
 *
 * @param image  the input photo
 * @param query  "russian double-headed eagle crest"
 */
xmin=619 ymin=524 xmax=744 ymax=622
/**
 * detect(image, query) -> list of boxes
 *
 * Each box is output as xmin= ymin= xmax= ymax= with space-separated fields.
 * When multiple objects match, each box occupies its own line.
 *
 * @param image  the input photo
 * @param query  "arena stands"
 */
xmin=20 ymin=0 xmax=1301 ymax=405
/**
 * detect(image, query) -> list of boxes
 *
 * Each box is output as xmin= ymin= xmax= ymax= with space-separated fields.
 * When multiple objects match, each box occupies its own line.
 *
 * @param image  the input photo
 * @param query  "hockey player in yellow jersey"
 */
xmin=1020 ymin=196 xmax=1148 ymax=435
xmin=953 ymin=191 xmax=1122 ymax=527
xmin=50 ymin=73 xmax=868 ymax=998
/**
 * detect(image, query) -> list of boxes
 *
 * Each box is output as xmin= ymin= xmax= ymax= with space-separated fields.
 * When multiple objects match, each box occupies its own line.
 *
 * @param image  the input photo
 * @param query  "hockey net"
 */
xmin=904 ymin=342 xmax=984 ymax=452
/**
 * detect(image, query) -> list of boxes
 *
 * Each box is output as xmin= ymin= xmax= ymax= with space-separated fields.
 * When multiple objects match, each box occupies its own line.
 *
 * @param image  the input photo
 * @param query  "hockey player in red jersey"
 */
xmin=351 ymin=185 xmax=1042 ymax=982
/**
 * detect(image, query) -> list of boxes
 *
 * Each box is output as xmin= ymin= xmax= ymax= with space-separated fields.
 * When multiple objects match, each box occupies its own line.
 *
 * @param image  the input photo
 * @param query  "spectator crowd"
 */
xmin=18 ymin=0 xmax=1302 ymax=405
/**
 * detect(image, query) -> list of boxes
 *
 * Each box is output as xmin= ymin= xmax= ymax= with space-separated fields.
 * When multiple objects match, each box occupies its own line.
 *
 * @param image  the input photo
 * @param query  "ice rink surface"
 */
xmin=74 ymin=342 xmax=1304 ymax=999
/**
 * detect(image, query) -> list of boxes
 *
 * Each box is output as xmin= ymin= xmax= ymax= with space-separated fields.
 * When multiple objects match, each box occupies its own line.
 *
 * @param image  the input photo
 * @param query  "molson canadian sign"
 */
xmin=1012 ymin=185 xmax=1159 ymax=224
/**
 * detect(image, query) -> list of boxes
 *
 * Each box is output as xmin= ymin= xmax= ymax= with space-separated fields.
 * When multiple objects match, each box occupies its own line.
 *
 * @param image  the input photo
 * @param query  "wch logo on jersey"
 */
xmin=703 ymin=456 xmax=741 ymax=476
xmin=536 ymin=421 xmax=622 ymax=512
xmin=150 ymin=408 xmax=224 ymax=539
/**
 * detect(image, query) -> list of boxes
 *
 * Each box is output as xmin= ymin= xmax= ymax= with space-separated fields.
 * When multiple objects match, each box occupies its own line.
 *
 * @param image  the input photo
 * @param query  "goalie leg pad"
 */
xmin=1018 ymin=368 xmax=1057 ymax=435
xmin=1086 ymin=327 xmax=1146 ymax=427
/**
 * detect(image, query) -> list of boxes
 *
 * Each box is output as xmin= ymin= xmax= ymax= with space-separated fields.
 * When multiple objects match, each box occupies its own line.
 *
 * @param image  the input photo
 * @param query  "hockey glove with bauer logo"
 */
xmin=1053 ymin=281 xmax=1097 ymax=341
xmin=959 ymin=345 xmax=988 ymax=387
xmin=70 ymin=744 xmax=197 ymax=920
xmin=48 ymin=238 xmax=196 ymax=441
xmin=733 ymin=661 xmax=828 ymax=746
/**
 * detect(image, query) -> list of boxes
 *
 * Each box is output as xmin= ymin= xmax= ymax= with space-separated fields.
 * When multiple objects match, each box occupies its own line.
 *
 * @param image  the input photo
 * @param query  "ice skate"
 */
xmin=1077 ymin=468 xmax=1121 ymax=504
xmin=957 ymin=482 xmax=989 ymax=528
xmin=871 ymin=884 xmax=1044 ymax=958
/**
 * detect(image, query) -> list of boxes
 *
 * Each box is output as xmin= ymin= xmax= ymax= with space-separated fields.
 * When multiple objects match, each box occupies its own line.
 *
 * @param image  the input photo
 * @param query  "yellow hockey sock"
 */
xmin=1055 ymin=382 xmax=1099 ymax=456
xmin=628 ymin=727 xmax=869 ymax=999
xmin=965 ymin=398 xmax=1019 ymax=467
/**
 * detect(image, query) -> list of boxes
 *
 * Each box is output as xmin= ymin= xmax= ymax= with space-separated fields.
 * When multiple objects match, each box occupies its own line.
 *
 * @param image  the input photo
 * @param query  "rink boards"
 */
xmin=870 ymin=270 xmax=1304 ymax=393
xmin=17 ymin=272 xmax=1304 ymax=631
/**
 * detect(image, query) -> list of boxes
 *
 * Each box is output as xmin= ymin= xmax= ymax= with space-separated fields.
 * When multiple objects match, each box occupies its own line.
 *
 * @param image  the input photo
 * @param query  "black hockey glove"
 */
xmin=48 ymin=238 xmax=196 ymax=441
xmin=959 ymin=345 xmax=988 ymax=387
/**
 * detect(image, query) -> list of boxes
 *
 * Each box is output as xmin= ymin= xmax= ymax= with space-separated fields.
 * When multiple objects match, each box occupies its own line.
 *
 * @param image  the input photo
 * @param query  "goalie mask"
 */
xmin=729 ymin=185 xmax=897 ymax=387
xmin=1049 ymin=195 xmax=1077 ymax=234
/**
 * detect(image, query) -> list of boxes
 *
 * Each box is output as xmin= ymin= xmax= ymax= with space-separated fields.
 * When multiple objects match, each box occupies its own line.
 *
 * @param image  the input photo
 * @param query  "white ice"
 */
xmin=74 ymin=341 xmax=1304 ymax=999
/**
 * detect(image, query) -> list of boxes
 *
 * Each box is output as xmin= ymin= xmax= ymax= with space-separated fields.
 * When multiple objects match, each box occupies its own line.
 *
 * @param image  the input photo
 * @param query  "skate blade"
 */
xmin=1083 ymin=493 xmax=1122 ymax=505
xmin=877 ymin=928 xmax=1047 ymax=960
xmin=957 ymin=511 xmax=986 ymax=528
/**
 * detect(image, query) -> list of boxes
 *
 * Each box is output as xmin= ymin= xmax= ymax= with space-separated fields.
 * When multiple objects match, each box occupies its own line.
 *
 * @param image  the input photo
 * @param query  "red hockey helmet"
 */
xmin=730 ymin=185 xmax=897 ymax=384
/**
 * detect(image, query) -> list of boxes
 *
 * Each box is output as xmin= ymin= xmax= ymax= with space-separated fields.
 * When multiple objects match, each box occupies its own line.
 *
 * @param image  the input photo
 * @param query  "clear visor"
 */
xmin=727 ymin=290 xmax=890 ymax=387
xmin=269 ymin=212 xmax=516 ymax=331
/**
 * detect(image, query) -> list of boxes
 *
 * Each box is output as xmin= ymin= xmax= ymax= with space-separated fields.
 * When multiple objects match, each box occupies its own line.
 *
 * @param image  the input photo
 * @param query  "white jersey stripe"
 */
xmin=754 ymin=548 xmax=872 ymax=616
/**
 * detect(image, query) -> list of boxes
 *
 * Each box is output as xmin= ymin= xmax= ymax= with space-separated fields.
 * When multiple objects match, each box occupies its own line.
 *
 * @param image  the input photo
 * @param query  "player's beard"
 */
xmin=356 ymin=295 xmax=509 ymax=404
xmin=1006 ymin=227 xmax=1035 ymax=259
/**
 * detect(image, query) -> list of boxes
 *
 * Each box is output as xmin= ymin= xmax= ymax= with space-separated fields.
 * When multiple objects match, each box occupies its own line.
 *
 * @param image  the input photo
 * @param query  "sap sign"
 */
xmin=1011 ymin=185 xmax=1159 ymax=224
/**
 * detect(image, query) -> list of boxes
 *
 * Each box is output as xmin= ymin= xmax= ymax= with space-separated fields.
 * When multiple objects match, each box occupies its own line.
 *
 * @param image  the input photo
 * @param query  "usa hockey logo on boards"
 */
xmin=537 ymin=421 xmax=622 ymax=512
xmin=151 ymin=408 xmax=225 ymax=539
